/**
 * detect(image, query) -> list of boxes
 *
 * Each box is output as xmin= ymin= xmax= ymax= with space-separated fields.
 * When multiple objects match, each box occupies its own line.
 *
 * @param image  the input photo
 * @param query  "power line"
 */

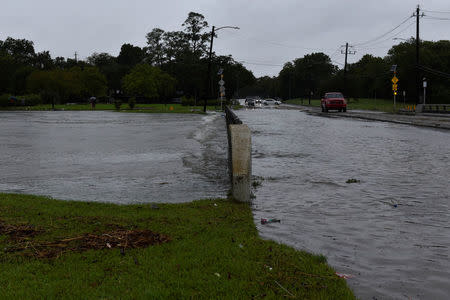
xmin=422 ymin=9 xmax=450 ymax=14
xmin=352 ymin=15 xmax=414 ymax=47
xmin=354 ymin=20 xmax=416 ymax=49
xmin=423 ymin=16 xmax=450 ymax=20
xmin=224 ymin=31 xmax=336 ymax=52
xmin=417 ymin=65 xmax=450 ymax=79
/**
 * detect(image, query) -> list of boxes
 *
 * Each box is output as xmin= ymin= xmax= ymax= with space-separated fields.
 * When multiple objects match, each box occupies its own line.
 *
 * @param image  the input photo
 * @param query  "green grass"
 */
xmin=0 ymin=103 xmax=220 ymax=114
xmin=285 ymin=98 xmax=411 ymax=113
xmin=0 ymin=193 xmax=354 ymax=299
xmin=285 ymin=99 xmax=321 ymax=107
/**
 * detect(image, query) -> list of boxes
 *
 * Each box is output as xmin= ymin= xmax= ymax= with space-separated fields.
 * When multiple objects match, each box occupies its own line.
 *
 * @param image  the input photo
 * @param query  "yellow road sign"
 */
xmin=392 ymin=76 xmax=398 ymax=84
xmin=392 ymin=83 xmax=398 ymax=90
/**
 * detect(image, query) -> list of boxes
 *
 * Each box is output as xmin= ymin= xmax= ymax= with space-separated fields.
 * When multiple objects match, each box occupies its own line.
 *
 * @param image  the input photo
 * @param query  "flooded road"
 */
xmin=0 ymin=111 xmax=229 ymax=204
xmin=235 ymin=109 xmax=450 ymax=300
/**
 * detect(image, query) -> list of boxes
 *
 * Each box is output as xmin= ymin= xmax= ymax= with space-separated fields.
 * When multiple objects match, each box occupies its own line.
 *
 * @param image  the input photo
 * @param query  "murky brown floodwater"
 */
xmin=235 ymin=108 xmax=450 ymax=300
xmin=0 ymin=111 xmax=229 ymax=203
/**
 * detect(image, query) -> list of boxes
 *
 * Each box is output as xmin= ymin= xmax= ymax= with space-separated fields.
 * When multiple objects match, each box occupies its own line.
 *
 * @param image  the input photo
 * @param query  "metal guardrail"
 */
xmin=423 ymin=104 xmax=450 ymax=113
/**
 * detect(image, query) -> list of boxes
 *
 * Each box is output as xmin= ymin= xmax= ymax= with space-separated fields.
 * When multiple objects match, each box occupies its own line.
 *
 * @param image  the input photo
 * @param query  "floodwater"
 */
xmin=235 ymin=109 xmax=450 ymax=300
xmin=0 ymin=111 xmax=229 ymax=204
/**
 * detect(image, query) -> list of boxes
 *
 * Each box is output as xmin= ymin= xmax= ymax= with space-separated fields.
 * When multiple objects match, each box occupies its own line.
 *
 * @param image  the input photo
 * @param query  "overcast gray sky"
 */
xmin=1 ymin=0 xmax=449 ymax=77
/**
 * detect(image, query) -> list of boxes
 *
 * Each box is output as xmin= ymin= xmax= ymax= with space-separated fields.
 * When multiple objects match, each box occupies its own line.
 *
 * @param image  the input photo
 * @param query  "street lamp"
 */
xmin=204 ymin=25 xmax=240 ymax=112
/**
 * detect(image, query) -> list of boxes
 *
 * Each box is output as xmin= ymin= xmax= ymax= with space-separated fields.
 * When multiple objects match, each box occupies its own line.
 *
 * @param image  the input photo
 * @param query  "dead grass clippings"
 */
xmin=3 ymin=228 xmax=170 ymax=259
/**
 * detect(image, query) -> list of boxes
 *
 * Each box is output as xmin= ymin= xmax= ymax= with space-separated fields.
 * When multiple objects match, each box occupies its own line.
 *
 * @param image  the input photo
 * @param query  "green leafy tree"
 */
xmin=0 ymin=37 xmax=35 ymax=65
xmin=122 ymin=64 xmax=175 ymax=99
xmin=87 ymin=52 xmax=121 ymax=92
xmin=118 ymin=44 xmax=144 ymax=67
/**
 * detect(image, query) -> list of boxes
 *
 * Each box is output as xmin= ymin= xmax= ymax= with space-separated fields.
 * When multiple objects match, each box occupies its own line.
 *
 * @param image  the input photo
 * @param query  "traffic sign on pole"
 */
xmin=392 ymin=83 xmax=398 ymax=91
xmin=392 ymin=76 xmax=398 ymax=84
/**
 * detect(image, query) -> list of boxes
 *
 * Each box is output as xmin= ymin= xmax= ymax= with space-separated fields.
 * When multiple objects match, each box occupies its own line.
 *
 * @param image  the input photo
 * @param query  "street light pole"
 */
xmin=204 ymin=25 xmax=239 ymax=112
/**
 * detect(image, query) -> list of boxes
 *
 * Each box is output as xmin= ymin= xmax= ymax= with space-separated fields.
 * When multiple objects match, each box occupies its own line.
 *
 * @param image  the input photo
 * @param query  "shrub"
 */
xmin=0 ymin=94 xmax=10 ymax=107
xmin=114 ymin=99 xmax=122 ymax=110
xmin=128 ymin=97 xmax=136 ymax=110
xmin=181 ymin=96 xmax=196 ymax=106
xmin=181 ymin=96 xmax=225 ymax=107
xmin=23 ymin=94 xmax=41 ymax=106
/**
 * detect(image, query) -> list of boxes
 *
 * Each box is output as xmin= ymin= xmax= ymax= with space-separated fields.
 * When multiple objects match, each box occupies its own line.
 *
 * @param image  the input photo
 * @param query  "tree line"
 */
xmin=245 ymin=39 xmax=450 ymax=103
xmin=1 ymin=10 xmax=449 ymax=106
xmin=0 ymin=12 xmax=255 ymax=106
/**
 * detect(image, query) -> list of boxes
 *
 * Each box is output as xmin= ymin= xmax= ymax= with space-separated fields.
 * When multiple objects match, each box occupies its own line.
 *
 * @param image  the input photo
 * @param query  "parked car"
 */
xmin=246 ymin=99 xmax=255 ymax=107
xmin=263 ymin=98 xmax=277 ymax=106
xmin=321 ymin=92 xmax=347 ymax=112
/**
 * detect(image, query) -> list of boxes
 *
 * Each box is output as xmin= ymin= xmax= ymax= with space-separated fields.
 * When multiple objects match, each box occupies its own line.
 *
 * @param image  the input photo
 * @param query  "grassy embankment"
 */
xmin=285 ymin=98 xmax=410 ymax=113
xmin=0 ymin=193 xmax=355 ymax=299
xmin=0 ymin=103 xmax=219 ymax=114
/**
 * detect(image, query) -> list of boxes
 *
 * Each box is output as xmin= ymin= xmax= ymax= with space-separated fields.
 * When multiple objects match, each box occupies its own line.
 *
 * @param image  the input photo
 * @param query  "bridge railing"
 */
xmin=422 ymin=104 xmax=450 ymax=113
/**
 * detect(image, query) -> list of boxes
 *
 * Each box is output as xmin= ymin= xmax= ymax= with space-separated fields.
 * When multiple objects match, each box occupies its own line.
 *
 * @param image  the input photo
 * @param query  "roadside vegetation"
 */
xmin=0 ymin=193 xmax=355 ymax=299
xmin=0 ymin=103 xmax=220 ymax=114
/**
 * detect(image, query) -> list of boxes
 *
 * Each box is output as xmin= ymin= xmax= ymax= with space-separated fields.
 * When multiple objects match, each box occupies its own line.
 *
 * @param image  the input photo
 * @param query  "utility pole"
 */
xmin=204 ymin=25 xmax=239 ymax=112
xmin=205 ymin=26 xmax=215 ymax=112
xmin=414 ymin=5 xmax=422 ymax=104
xmin=341 ymin=43 xmax=356 ymax=97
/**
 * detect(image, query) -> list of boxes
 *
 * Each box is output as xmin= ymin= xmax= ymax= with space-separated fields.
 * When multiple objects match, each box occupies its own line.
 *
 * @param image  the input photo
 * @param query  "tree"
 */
xmin=34 ymin=51 xmax=53 ymax=70
xmin=145 ymin=28 xmax=166 ymax=65
xmin=87 ymin=52 xmax=122 ymax=92
xmin=0 ymin=37 xmax=35 ymax=65
xmin=182 ymin=12 xmax=210 ymax=57
xmin=122 ymin=64 xmax=176 ymax=99
xmin=76 ymin=66 xmax=108 ymax=97
xmin=117 ymin=44 xmax=143 ymax=67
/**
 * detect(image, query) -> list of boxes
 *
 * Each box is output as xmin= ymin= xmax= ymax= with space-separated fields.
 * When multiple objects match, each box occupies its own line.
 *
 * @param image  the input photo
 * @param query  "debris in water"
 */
xmin=336 ymin=272 xmax=354 ymax=279
xmin=346 ymin=179 xmax=360 ymax=184
xmin=261 ymin=218 xmax=281 ymax=225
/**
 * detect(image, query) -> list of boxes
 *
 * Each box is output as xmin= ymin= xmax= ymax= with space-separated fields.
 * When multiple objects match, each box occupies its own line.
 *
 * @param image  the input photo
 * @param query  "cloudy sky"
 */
xmin=1 ymin=0 xmax=449 ymax=77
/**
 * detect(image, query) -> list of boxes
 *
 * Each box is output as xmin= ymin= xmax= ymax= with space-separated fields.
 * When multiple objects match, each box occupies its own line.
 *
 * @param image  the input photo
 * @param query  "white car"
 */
xmin=263 ymin=99 xmax=277 ymax=106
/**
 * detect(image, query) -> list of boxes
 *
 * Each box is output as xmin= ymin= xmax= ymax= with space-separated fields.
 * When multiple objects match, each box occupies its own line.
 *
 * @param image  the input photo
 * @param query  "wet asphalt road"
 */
xmin=0 ymin=111 xmax=229 ymax=203
xmin=1 ymin=108 xmax=449 ymax=299
xmin=236 ymin=107 xmax=450 ymax=300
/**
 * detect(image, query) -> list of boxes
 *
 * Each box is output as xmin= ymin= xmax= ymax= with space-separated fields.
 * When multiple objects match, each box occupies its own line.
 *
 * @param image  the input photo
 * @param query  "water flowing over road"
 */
xmin=235 ymin=108 xmax=450 ymax=300
xmin=0 ymin=111 xmax=229 ymax=204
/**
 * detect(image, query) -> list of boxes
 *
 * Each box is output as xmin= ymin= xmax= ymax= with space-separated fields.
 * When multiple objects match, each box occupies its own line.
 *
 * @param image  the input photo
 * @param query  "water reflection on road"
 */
xmin=235 ymin=108 xmax=450 ymax=300
xmin=0 ymin=111 xmax=229 ymax=204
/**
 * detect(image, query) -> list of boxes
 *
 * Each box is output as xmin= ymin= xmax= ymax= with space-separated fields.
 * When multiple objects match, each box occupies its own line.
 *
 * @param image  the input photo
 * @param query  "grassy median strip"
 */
xmin=0 ymin=193 xmax=354 ymax=299
xmin=0 ymin=103 xmax=218 ymax=113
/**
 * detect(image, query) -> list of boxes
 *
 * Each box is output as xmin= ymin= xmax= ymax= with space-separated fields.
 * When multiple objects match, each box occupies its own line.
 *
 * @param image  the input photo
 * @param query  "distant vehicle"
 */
xmin=321 ymin=92 xmax=347 ymax=112
xmin=246 ymin=99 xmax=255 ymax=107
xmin=263 ymin=99 xmax=277 ymax=106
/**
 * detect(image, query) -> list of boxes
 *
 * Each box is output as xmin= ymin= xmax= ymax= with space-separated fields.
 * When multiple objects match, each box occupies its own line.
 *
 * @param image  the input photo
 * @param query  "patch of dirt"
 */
xmin=4 ymin=229 xmax=170 ymax=259
xmin=0 ymin=221 xmax=41 ymax=240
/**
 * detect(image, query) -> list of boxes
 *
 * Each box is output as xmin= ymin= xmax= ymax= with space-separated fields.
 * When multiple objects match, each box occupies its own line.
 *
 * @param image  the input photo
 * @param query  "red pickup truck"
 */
xmin=321 ymin=92 xmax=347 ymax=112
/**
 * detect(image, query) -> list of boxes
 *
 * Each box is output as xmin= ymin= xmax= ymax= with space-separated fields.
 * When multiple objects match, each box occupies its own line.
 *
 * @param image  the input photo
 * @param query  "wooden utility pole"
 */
xmin=415 ymin=5 xmax=421 ymax=103
xmin=341 ymin=43 xmax=355 ymax=97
